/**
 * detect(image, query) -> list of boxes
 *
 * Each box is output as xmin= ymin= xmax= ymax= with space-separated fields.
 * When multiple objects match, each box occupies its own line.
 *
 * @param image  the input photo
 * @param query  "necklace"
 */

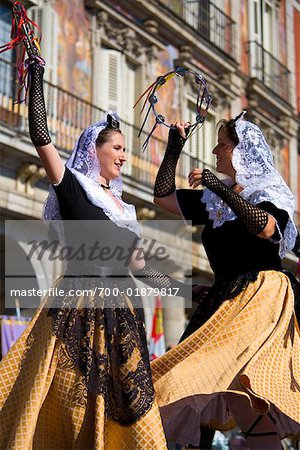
xmin=100 ymin=183 xmax=110 ymax=190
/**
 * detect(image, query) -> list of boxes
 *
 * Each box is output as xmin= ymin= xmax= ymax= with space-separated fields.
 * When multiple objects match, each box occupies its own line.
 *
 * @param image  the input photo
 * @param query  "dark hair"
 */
xmin=216 ymin=111 xmax=246 ymax=146
xmin=95 ymin=126 xmax=122 ymax=147
xmin=216 ymin=119 xmax=239 ymax=146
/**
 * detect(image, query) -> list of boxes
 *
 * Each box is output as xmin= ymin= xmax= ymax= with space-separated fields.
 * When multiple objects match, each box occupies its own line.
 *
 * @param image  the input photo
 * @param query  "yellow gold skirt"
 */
xmin=152 ymin=270 xmax=300 ymax=447
xmin=0 ymin=277 xmax=167 ymax=449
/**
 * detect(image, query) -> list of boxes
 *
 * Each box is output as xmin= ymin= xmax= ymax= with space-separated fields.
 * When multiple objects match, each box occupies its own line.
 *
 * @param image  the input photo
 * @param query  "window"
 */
xmin=185 ymin=0 xmax=210 ymax=40
xmin=248 ymin=0 xmax=287 ymax=97
xmin=186 ymin=100 xmax=216 ymax=169
xmin=248 ymin=0 xmax=279 ymax=75
xmin=249 ymin=0 xmax=278 ymax=50
xmin=28 ymin=4 xmax=58 ymax=84
xmin=96 ymin=48 xmax=139 ymax=176
xmin=0 ymin=4 xmax=16 ymax=98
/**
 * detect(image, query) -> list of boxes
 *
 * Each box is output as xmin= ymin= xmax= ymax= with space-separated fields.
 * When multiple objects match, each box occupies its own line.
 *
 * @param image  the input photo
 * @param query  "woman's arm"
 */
xmin=28 ymin=61 xmax=64 ymax=184
xmin=196 ymin=169 xmax=276 ymax=238
xmin=153 ymin=122 xmax=189 ymax=215
xmin=129 ymin=246 xmax=191 ymax=299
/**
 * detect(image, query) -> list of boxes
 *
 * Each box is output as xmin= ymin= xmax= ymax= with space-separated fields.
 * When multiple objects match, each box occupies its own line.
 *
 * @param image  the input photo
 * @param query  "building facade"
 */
xmin=1 ymin=0 xmax=300 ymax=351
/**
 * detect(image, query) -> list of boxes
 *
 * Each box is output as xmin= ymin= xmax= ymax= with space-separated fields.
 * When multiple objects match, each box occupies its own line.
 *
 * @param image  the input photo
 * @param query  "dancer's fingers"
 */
xmin=175 ymin=121 xmax=186 ymax=138
xmin=189 ymin=179 xmax=202 ymax=189
xmin=188 ymin=176 xmax=202 ymax=188
xmin=188 ymin=168 xmax=203 ymax=183
xmin=188 ymin=169 xmax=203 ymax=188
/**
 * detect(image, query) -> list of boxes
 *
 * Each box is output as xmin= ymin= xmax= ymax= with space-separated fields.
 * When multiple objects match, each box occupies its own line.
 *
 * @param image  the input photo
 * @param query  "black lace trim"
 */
xmin=47 ymin=277 xmax=155 ymax=426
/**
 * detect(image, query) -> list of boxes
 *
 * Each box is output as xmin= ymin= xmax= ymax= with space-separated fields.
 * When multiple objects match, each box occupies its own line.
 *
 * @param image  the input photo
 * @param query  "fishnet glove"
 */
xmin=154 ymin=127 xmax=189 ymax=198
xmin=202 ymin=169 xmax=269 ymax=235
xmin=28 ymin=61 xmax=51 ymax=147
xmin=132 ymin=263 xmax=191 ymax=300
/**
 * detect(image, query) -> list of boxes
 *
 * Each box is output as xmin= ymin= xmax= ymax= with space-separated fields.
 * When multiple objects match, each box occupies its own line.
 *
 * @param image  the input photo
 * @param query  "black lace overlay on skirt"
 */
xmin=47 ymin=276 xmax=155 ymax=426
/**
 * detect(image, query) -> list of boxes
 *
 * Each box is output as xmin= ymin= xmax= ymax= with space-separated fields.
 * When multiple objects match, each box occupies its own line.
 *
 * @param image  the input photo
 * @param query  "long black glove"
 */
xmin=28 ymin=61 xmax=52 ymax=147
xmin=132 ymin=263 xmax=192 ymax=300
xmin=154 ymin=127 xmax=189 ymax=198
xmin=201 ymin=169 xmax=269 ymax=235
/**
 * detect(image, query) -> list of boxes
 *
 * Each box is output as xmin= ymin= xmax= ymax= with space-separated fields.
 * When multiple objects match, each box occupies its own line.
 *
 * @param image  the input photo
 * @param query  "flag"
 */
xmin=0 ymin=315 xmax=29 ymax=358
xmin=149 ymin=296 xmax=166 ymax=361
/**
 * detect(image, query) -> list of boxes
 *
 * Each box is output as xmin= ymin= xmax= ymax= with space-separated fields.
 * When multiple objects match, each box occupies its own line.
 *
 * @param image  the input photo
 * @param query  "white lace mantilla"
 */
xmin=43 ymin=111 xmax=140 ymax=241
xmin=201 ymin=119 xmax=297 ymax=258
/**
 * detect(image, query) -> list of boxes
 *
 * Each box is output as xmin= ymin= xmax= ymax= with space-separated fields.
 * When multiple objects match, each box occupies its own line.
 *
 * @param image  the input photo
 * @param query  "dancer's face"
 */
xmin=96 ymin=132 xmax=126 ymax=181
xmin=212 ymin=127 xmax=236 ymax=177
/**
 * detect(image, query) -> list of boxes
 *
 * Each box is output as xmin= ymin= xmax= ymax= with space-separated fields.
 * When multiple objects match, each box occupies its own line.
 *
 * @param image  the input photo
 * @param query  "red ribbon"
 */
xmin=0 ymin=1 xmax=44 ymax=103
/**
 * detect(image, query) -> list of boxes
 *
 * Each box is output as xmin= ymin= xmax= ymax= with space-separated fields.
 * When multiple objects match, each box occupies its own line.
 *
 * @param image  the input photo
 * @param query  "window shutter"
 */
xmin=187 ymin=102 xmax=200 ymax=159
xmin=201 ymin=113 xmax=216 ymax=168
xmin=249 ymin=0 xmax=262 ymax=43
xmin=121 ymin=60 xmax=135 ymax=176
xmin=0 ymin=5 xmax=15 ymax=97
xmin=186 ymin=100 xmax=216 ymax=168
xmin=248 ymin=0 xmax=262 ymax=78
xmin=97 ymin=49 xmax=138 ymax=176
xmin=28 ymin=5 xmax=58 ymax=84
xmin=122 ymin=60 xmax=135 ymax=124
xmin=99 ymin=49 xmax=122 ymax=112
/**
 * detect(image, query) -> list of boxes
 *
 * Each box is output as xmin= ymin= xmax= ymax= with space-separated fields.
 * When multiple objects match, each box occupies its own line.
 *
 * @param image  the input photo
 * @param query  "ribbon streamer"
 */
xmin=0 ymin=1 xmax=44 ymax=103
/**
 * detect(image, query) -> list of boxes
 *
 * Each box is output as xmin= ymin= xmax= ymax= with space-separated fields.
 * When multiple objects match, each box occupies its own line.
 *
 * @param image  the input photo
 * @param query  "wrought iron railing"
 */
xmin=247 ymin=41 xmax=290 ymax=102
xmin=0 ymin=57 xmax=215 ymax=192
xmin=160 ymin=0 xmax=236 ymax=59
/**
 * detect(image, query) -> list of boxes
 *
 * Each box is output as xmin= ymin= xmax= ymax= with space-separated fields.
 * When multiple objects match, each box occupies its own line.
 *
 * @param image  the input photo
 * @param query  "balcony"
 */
xmin=247 ymin=41 xmax=290 ymax=103
xmin=0 ymin=57 xmax=214 ymax=197
xmin=160 ymin=0 xmax=236 ymax=59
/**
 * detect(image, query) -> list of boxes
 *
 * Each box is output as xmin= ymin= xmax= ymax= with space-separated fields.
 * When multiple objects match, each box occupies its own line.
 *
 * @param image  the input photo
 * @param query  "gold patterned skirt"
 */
xmin=151 ymin=270 xmax=300 ymax=447
xmin=0 ymin=276 xmax=167 ymax=449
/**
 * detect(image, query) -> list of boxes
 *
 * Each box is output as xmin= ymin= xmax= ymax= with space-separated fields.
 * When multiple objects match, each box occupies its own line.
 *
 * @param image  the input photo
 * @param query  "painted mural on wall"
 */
xmin=148 ymin=45 xmax=179 ymax=173
xmin=54 ymin=0 xmax=92 ymax=101
xmin=156 ymin=46 xmax=180 ymax=135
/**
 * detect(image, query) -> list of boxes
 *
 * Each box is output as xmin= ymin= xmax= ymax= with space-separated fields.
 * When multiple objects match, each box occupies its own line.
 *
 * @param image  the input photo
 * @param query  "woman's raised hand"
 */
xmin=170 ymin=121 xmax=190 ymax=139
xmin=166 ymin=121 xmax=190 ymax=150
xmin=153 ymin=120 xmax=191 ymax=215
xmin=28 ymin=61 xmax=64 ymax=185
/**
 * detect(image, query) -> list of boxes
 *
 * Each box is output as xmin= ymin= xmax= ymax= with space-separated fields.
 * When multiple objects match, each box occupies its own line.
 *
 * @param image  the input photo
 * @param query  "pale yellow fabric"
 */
xmin=0 ymin=300 xmax=167 ymax=449
xmin=152 ymin=271 xmax=300 ymax=441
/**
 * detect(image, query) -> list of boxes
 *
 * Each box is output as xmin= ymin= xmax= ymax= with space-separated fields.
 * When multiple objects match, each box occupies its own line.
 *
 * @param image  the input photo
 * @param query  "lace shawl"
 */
xmin=42 ymin=112 xmax=140 ymax=241
xmin=202 ymin=119 xmax=297 ymax=258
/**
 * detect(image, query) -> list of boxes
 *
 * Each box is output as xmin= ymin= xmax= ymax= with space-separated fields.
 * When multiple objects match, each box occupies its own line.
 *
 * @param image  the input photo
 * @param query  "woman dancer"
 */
xmin=0 ymin=57 xmax=191 ymax=449
xmin=151 ymin=114 xmax=300 ymax=449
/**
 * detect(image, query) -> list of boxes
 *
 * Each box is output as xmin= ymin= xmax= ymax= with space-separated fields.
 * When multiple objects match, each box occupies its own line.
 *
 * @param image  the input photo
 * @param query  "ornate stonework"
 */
xmin=96 ymin=10 xmax=158 ymax=61
xmin=16 ymin=163 xmax=46 ymax=195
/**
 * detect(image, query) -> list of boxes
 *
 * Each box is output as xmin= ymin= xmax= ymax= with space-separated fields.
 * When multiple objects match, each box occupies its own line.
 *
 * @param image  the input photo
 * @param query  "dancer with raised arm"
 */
xmin=0 ymin=9 xmax=191 ymax=445
xmin=152 ymin=114 xmax=300 ymax=450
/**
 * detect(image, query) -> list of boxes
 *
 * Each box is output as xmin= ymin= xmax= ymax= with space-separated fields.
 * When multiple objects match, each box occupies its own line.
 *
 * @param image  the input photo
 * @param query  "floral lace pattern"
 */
xmin=202 ymin=120 xmax=297 ymax=258
xmin=202 ymin=178 xmax=237 ymax=228
xmin=47 ymin=277 xmax=155 ymax=425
